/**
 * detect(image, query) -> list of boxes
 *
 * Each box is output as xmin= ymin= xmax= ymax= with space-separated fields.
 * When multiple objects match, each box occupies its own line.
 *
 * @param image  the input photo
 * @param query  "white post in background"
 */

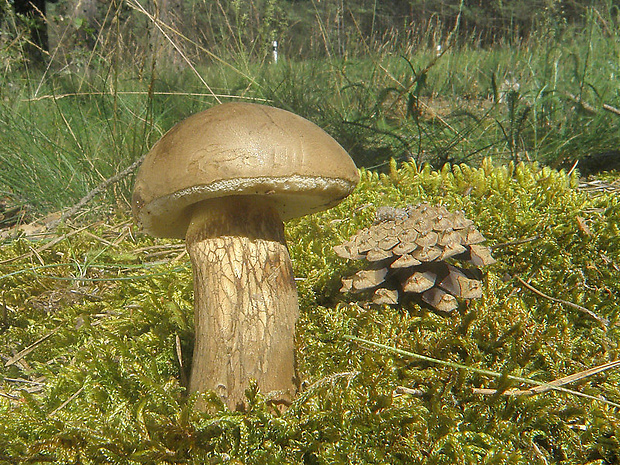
xmin=272 ymin=40 xmax=278 ymax=63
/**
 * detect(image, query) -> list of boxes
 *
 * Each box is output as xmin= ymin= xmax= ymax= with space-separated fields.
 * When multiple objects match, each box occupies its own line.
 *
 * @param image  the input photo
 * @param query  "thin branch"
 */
xmin=24 ymin=91 xmax=270 ymax=103
xmin=176 ymin=334 xmax=188 ymax=388
xmin=515 ymin=275 xmax=609 ymax=327
xmin=564 ymin=92 xmax=620 ymax=117
xmin=0 ymin=223 xmax=96 ymax=265
xmin=472 ymin=359 xmax=620 ymax=396
xmin=48 ymin=385 xmax=85 ymax=418
xmin=288 ymin=371 xmax=360 ymax=413
xmin=50 ymin=154 xmax=146 ymax=228
xmin=124 ymin=0 xmax=222 ymax=104
xmin=344 ymin=334 xmax=620 ymax=409
xmin=489 ymin=235 xmax=541 ymax=250
xmin=4 ymin=327 xmax=60 ymax=368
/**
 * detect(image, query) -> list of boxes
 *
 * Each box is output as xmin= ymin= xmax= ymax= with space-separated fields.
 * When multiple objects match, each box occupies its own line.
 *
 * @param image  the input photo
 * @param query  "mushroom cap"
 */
xmin=132 ymin=102 xmax=359 ymax=238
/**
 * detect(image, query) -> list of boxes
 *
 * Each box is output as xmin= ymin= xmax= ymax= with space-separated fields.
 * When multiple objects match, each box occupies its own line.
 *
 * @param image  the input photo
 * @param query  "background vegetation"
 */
xmin=1 ymin=0 xmax=620 ymax=463
xmin=0 ymin=0 xmax=619 ymax=214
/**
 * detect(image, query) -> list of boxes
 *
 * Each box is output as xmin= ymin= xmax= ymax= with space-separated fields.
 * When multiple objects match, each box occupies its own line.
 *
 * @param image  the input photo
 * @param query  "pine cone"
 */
xmin=334 ymin=203 xmax=495 ymax=313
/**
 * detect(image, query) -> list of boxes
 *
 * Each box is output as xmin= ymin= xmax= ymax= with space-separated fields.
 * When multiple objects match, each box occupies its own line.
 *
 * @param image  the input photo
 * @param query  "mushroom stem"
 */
xmin=185 ymin=196 xmax=299 ymax=411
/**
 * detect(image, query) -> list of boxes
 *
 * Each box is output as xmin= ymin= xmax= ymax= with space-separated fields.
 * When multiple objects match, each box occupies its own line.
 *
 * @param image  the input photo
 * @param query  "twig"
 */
xmin=489 ymin=235 xmax=541 ymax=250
xmin=83 ymin=230 xmax=117 ymax=247
xmin=124 ymin=0 xmax=222 ymax=103
xmin=564 ymin=92 xmax=620 ymax=117
xmin=3 ymin=377 xmax=46 ymax=386
xmin=134 ymin=244 xmax=185 ymax=255
xmin=394 ymin=386 xmax=425 ymax=397
xmin=4 ymin=327 xmax=60 ymax=368
xmin=0 ymin=223 xmax=95 ymax=265
xmin=50 ymin=154 xmax=147 ymax=228
xmin=24 ymin=91 xmax=269 ymax=102
xmin=471 ymin=359 xmax=620 ymax=396
xmin=170 ymin=249 xmax=188 ymax=263
xmin=48 ymin=385 xmax=85 ymax=418
xmin=579 ymin=179 xmax=620 ymax=194
xmin=472 ymin=387 xmax=531 ymax=396
xmin=344 ymin=335 xmax=620 ymax=409
xmin=176 ymin=334 xmax=188 ymax=388
xmin=0 ymin=391 xmax=20 ymax=400
xmin=288 ymin=371 xmax=360 ymax=414
xmin=303 ymin=371 xmax=361 ymax=392
xmin=515 ymin=275 xmax=609 ymax=327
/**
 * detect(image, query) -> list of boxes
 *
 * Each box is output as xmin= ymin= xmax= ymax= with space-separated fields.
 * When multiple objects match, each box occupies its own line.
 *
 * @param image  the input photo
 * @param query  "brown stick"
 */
xmin=489 ymin=235 xmax=541 ymax=250
xmin=0 ymin=223 xmax=95 ymax=265
xmin=48 ymin=386 xmax=85 ymax=417
xmin=396 ymin=359 xmax=620 ymax=398
xmin=4 ymin=327 xmax=60 ymax=367
xmin=50 ymin=153 xmax=147 ymax=228
xmin=564 ymin=92 xmax=620 ymax=117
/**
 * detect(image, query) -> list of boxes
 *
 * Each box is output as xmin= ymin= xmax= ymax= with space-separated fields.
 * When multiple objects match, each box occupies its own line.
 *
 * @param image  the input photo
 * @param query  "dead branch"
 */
xmin=50 ymin=153 xmax=147 ymax=228
xmin=396 ymin=359 xmax=620 ymax=398
xmin=564 ymin=92 xmax=620 ymax=117
xmin=48 ymin=386 xmax=85 ymax=418
xmin=0 ymin=223 xmax=95 ymax=265
xmin=4 ymin=327 xmax=60 ymax=367
xmin=489 ymin=235 xmax=541 ymax=250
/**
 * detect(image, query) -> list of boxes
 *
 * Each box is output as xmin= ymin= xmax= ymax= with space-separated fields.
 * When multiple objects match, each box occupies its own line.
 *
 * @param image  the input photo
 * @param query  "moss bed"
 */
xmin=1 ymin=160 xmax=619 ymax=464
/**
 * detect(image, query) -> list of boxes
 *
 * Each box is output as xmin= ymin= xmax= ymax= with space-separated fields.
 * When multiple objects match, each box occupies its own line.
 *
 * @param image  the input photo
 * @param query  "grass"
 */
xmin=1 ymin=4 xmax=620 ymax=215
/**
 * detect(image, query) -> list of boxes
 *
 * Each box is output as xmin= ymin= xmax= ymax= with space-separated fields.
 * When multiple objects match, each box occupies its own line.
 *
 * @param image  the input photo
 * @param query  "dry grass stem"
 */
xmin=4 ymin=327 xmax=60 ymax=368
xmin=52 ymin=157 xmax=148 ymax=228
xmin=472 ymin=359 xmax=620 ymax=396
xmin=347 ymin=335 xmax=620 ymax=408
xmin=25 ymin=92 xmax=271 ymax=102
xmin=0 ymin=223 xmax=97 ymax=265
xmin=564 ymin=92 xmax=620 ymax=116
xmin=48 ymin=386 xmax=85 ymax=418
xmin=515 ymin=275 xmax=609 ymax=327
xmin=125 ymin=0 xmax=221 ymax=104
xmin=489 ymin=236 xmax=542 ymax=250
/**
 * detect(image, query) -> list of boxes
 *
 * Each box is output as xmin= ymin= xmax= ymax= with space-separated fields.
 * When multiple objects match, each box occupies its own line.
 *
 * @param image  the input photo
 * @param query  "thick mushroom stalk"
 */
xmin=185 ymin=196 xmax=299 ymax=410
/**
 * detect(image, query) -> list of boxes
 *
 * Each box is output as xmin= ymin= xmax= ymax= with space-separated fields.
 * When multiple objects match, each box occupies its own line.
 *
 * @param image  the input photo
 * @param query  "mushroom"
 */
xmin=132 ymin=102 xmax=359 ymax=410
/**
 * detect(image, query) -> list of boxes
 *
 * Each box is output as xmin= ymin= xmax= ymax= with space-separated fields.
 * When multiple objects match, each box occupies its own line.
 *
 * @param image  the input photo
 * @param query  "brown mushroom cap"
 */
xmin=133 ymin=102 xmax=359 ymax=238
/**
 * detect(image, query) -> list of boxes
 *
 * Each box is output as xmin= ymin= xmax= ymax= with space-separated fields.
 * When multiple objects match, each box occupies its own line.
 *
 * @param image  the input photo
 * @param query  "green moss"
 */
xmin=1 ymin=161 xmax=619 ymax=464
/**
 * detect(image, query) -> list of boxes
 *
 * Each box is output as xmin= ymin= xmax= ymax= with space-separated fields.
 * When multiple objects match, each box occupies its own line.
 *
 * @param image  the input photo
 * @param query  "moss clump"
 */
xmin=1 ymin=161 xmax=619 ymax=464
